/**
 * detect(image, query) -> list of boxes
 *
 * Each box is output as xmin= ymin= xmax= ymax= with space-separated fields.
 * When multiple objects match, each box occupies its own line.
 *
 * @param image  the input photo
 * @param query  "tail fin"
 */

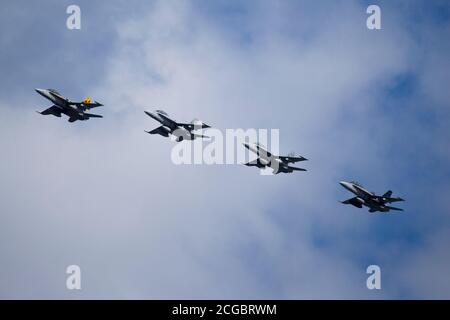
xmin=383 ymin=190 xmax=393 ymax=198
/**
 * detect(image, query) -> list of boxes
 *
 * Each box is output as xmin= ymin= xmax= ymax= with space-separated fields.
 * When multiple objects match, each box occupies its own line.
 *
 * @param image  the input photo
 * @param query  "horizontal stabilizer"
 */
xmin=273 ymin=163 xmax=307 ymax=174
xmin=386 ymin=205 xmax=404 ymax=211
xmin=84 ymin=113 xmax=103 ymax=118
xmin=387 ymin=197 xmax=405 ymax=203
xmin=192 ymin=133 xmax=210 ymax=140
xmin=289 ymin=166 xmax=307 ymax=171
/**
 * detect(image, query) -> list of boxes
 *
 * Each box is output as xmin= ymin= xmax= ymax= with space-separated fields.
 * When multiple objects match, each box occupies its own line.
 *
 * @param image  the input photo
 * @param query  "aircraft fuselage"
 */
xmin=145 ymin=110 xmax=196 ymax=141
xmin=35 ymin=88 xmax=89 ymax=121
xmin=339 ymin=181 xmax=391 ymax=212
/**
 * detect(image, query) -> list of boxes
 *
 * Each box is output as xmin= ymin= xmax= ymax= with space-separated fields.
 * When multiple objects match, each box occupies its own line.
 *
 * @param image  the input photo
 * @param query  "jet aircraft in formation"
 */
xmin=243 ymin=142 xmax=308 ymax=174
xmin=35 ymin=88 xmax=103 ymax=122
xmin=339 ymin=181 xmax=405 ymax=213
xmin=34 ymin=89 xmax=405 ymax=212
xmin=144 ymin=110 xmax=210 ymax=142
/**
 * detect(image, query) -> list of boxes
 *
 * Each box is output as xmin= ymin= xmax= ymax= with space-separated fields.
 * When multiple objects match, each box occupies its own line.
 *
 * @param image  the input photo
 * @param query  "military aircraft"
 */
xmin=144 ymin=110 xmax=210 ymax=142
xmin=339 ymin=181 xmax=405 ymax=213
xmin=35 ymin=88 xmax=103 ymax=122
xmin=243 ymin=142 xmax=307 ymax=174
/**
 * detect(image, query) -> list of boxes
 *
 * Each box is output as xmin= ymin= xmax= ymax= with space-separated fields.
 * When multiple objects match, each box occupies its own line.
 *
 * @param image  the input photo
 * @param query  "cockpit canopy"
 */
xmin=350 ymin=181 xmax=362 ymax=187
xmin=156 ymin=110 xmax=168 ymax=116
xmin=48 ymin=89 xmax=61 ymax=95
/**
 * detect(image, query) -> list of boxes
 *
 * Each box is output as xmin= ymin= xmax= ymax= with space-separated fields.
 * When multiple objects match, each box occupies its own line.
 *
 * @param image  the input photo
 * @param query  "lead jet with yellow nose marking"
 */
xmin=35 ymin=88 xmax=104 ymax=123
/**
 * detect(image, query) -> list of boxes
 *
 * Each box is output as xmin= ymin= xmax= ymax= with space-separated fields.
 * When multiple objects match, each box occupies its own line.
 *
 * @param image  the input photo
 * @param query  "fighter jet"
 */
xmin=144 ymin=110 xmax=210 ymax=142
xmin=339 ymin=181 xmax=405 ymax=213
xmin=35 ymin=88 xmax=104 ymax=123
xmin=243 ymin=142 xmax=307 ymax=174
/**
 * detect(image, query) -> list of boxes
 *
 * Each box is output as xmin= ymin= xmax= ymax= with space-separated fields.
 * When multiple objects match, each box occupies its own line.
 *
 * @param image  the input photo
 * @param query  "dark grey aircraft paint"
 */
xmin=35 ymin=88 xmax=103 ymax=123
xmin=340 ymin=181 xmax=405 ymax=213
xmin=144 ymin=109 xmax=210 ymax=142
xmin=243 ymin=142 xmax=308 ymax=174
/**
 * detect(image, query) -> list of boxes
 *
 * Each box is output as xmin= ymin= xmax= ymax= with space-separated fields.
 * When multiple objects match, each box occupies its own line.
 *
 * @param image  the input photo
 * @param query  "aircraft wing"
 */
xmin=342 ymin=197 xmax=363 ymax=208
xmin=380 ymin=197 xmax=405 ymax=203
xmin=72 ymin=101 xmax=103 ymax=111
xmin=177 ymin=122 xmax=210 ymax=131
xmin=38 ymin=105 xmax=62 ymax=116
xmin=244 ymin=159 xmax=265 ymax=168
xmin=277 ymin=162 xmax=307 ymax=173
xmin=146 ymin=126 xmax=170 ymax=137
xmin=278 ymin=155 xmax=308 ymax=163
xmin=373 ymin=195 xmax=405 ymax=203
xmin=377 ymin=190 xmax=404 ymax=203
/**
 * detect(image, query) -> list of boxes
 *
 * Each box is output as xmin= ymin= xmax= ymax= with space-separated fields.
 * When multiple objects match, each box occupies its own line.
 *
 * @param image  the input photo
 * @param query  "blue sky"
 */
xmin=0 ymin=0 xmax=449 ymax=299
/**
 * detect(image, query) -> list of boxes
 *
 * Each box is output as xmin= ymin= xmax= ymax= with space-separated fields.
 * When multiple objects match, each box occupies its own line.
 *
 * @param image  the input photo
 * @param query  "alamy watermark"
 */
xmin=169 ymin=127 xmax=286 ymax=175
xmin=366 ymin=5 xmax=381 ymax=30
xmin=66 ymin=5 xmax=81 ymax=30
xmin=66 ymin=265 xmax=81 ymax=290
xmin=366 ymin=265 xmax=381 ymax=290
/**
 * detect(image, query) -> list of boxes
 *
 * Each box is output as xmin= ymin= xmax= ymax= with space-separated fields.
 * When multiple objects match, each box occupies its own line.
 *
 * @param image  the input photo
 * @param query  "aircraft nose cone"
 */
xmin=340 ymin=181 xmax=350 ymax=188
xmin=35 ymin=88 xmax=49 ymax=98
xmin=145 ymin=110 xmax=160 ymax=122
